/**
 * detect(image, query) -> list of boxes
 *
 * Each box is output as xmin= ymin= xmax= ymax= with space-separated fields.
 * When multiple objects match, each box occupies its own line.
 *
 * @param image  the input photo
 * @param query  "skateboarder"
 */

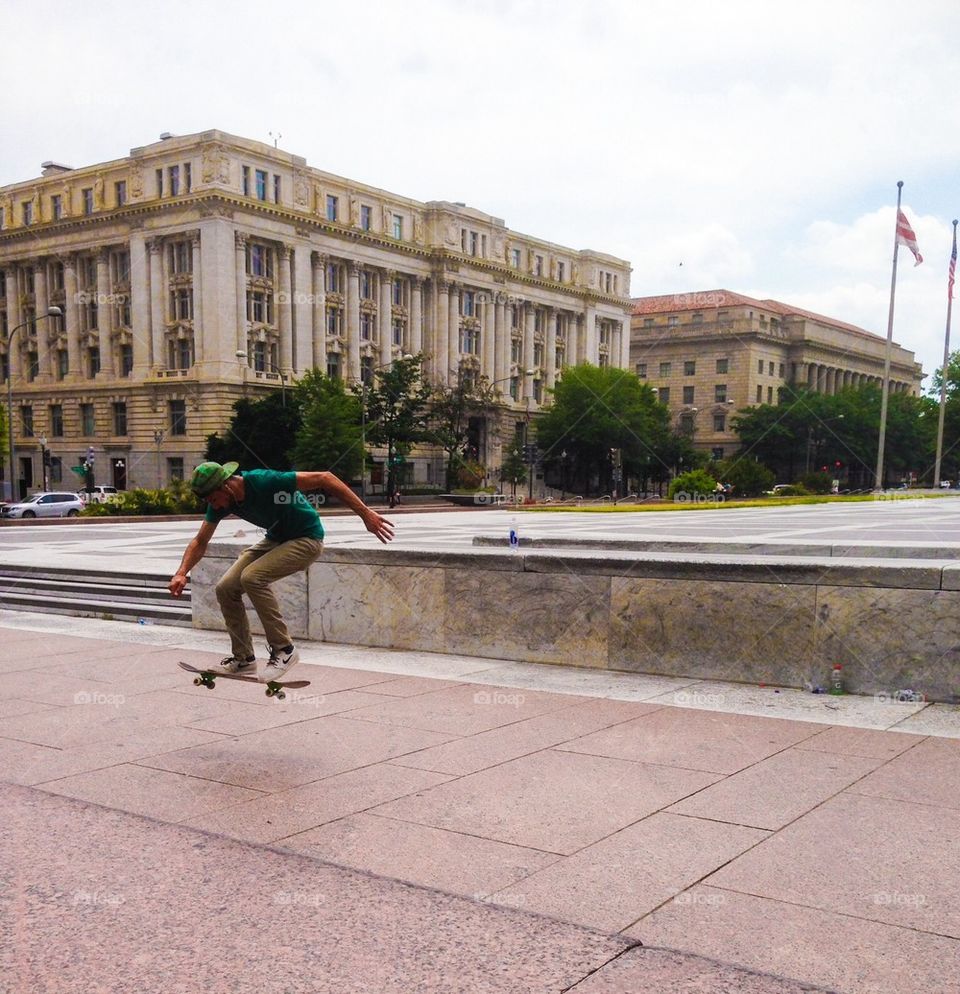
xmin=169 ymin=461 xmax=394 ymax=682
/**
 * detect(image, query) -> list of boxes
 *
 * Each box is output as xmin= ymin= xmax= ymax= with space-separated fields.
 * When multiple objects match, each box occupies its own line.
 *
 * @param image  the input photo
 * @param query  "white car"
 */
xmin=77 ymin=485 xmax=120 ymax=503
xmin=1 ymin=492 xmax=85 ymax=518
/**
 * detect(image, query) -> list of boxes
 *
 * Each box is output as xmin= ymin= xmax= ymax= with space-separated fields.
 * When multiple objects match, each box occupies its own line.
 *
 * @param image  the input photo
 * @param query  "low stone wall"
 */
xmin=192 ymin=542 xmax=960 ymax=702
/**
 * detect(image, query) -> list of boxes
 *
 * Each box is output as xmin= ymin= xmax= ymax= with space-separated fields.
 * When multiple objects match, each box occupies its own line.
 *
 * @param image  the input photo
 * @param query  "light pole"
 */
xmin=39 ymin=435 xmax=48 ymax=492
xmin=153 ymin=428 xmax=165 ymax=487
xmin=5 ymin=306 xmax=61 ymax=501
xmin=235 ymin=350 xmax=287 ymax=406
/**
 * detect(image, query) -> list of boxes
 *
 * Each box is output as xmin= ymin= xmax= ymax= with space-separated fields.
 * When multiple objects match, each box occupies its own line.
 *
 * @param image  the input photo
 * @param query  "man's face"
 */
xmin=206 ymin=482 xmax=235 ymax=511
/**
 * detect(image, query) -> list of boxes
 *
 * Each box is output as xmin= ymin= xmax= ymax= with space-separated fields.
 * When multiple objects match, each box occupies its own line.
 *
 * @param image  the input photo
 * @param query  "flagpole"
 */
xmin=934 ymin=218 xmax=958 ymax=487
xmin=875 ymin=182 xmax=903 ymax=491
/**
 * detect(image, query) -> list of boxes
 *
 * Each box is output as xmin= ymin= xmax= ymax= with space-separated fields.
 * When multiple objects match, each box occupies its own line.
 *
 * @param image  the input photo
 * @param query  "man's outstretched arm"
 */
xmin=169 ymin=519 xmax=219 ymax=596
xmin=296 ymin=471 xmax=394 ymax=543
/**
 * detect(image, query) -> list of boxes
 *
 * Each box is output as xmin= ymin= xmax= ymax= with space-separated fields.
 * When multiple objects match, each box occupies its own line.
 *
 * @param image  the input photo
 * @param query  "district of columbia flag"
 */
xmin=949 ymin=225 xmax=957 ymax=300
xmin=896 ymin=209 xmax=923 ymax=266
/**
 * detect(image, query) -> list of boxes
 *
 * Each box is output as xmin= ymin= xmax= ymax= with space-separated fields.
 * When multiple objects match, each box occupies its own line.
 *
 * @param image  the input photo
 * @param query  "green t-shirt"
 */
xmin=205 ymin=469 xmax=324 ymax=542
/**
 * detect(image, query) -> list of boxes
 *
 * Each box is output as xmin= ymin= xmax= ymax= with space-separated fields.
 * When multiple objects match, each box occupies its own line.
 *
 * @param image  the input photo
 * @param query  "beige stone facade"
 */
xmin=0 ymin=130 xmax=632 ymax=498
xmin=631 ymin=290 xmax=924 ymax=459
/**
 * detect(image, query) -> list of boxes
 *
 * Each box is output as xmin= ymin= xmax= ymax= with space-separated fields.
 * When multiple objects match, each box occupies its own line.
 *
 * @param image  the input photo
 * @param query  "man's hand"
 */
xmin=169 ymin=573 xmax=189 ymax=598
xmin=361 ymin=509 xmax=395 ymax=544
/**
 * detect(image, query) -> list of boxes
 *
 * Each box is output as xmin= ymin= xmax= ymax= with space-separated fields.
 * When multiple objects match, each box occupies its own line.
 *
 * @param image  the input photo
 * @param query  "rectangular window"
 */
xmin=273 ymin=174 xmax=281 ymax=202
xmin=113 ymin=402 xmax=127 ymax=436
xmin=255 ymin=170 xmax=267 ymax=201
xmin=81 ymin=403 xmax=95 ymax=436
xmin=643 ymin=317 xmax=654 ymax=328
xmin=28 ymin=351 xmax=39 ymax=381
xmin=51 ymin=194 xmax=62 ymax=220
xmin=392 ymin=319 xmax=403 ymax=346
xmin=511 ymin=338 xmax=521 ymax=363
xmin=659 ymin=361 xmax=671 ymax=377
xmin=172 ymin=241 xmax=192 ymax=275
xmin=360 ymin=205 xmax=371 ymax=231
xmin=360 ymin=271 xmax=372 ymax=299
xmin=636 ymin=362 xmax=647 ymax=378
xmin=87 ymin=347 xmax=100 ymax=377
xmin=184 ymin=162 xmax=192 ymax=192
xmin=469 ymin=231 xmax=479 ymax=256
xmin=683 ymin=385 xmax=695 ymax=404
xmin=535 ymin=255 xmax=544 ymax=277
xmin=167 ymin=457 xmax=184 ymax=482
xmin=57 ymin=351 xmax=68 ymax=380
xmin=779 ymin=363 xmax=785 ymax=378
xmin=50 ymin=405 xmax=64 ymax=436
xmin=392 ymin=278 xmax=403 ymax=306
xmin=169 ymin=400 xmax=187 ymax=436
xmin=756 ymin=384 xmax=762 ymax=402
xmin=326 ymin=307 xmax=342 ymax=336
xmin=511 ymin=248 xmax=521 ymax=268
xmin=714 ymin=414 xmax=726 ymax=432
xmin=667 ymin=315 xmax=678 ymax=327
xmin=325 ymin=262 xmax=339 ymax=293
xmin=326 ymin=195 xmax=338 ymax=222
xmin=557 ymin=261 xmax=565 ymax=282
xmin=242 ymin=166 xmax=250 ymax=196
xmin=658 ymin=387 xmax=670 ymax=405
xmin=692 ymin=312 xmax=703 ymax=323
xmin=360 ymin=313 xmax=374 ymax=340
xmin=156 ymin=168 xmax=164 ymax=197
xmin=758 ymin=359 xmax=764 ymax=374
xmin=20 ymin=406 xmax=34 ymax=437
xmin=169 ymin=166 xmax=180 ymax=196
xmin=462 ymin=290 xmax=475 ymax=317
xmin=392 ymin=214 xmax=403 ymax=239
xmin=715 ymin=384 xmax=727 ymax=403
xmin=84 ymin=188 xmax=96 ymax=214
xmin=326 ymin=352 xmax=341 ymax=379
xmin=249 ymin=244 xmax=268 ymax=277
xmin=716 ymin=358 xmax=729 ymax=374
xmin=684 ymin=360 xmax=696 ymax=375
xmin=120 ymin=344 xmax=133 ymax=376
xmin=768 ymin=386 xmax=773 ymax=404
xmin=170 ymin=288 xmax=193 ymax=321
xmin=22 ymin=201 xmax=33 ymax=225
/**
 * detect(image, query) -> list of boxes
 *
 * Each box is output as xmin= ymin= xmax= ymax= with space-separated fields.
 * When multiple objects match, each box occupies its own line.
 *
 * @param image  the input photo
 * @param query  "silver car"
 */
xmin=1 ymin=492 xmax=85 ymax=518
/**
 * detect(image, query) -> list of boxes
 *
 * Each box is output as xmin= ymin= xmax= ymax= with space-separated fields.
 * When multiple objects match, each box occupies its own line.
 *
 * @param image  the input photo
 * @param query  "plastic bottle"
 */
xmin=829 ymin=663 xmax=844 ymax=695
xmin=509 ymin=517 xmax=520 ymax=551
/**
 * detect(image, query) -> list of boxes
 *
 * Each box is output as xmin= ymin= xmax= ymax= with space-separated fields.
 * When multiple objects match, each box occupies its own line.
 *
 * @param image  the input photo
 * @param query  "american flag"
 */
xmin=896 ymin=209 xmax=923 ymax=266
xmin=949 ymin=226 xmax=957 ymax=300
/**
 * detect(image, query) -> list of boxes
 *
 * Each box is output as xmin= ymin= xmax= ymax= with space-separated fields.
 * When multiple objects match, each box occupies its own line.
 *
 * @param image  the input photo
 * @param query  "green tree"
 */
xmin=205 ymin=391 xmax=302 ymax=470
xmin=290 ymin=369 xmax=364 ymax=480
xmin=359 ymin=355 xmax=432 ymax=499
xmin=425 ymin=366 xmax=501 ymax=490
xmin=668 ymin=468 xmax=717 ymax=500
xmin=713 ymin=456 xmax=775 ymax=497
xmin=535 ymin=364 xmax=671 ymax=495
xmin=499 ymin=442 xmax=527 ymax=497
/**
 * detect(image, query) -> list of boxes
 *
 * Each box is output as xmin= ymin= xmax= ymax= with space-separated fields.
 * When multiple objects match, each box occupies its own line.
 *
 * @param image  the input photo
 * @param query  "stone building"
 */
xmin=0 ymin=130 xmax=632 ymax=498
xmin=631 ymin=289 xmax=924 ymax=460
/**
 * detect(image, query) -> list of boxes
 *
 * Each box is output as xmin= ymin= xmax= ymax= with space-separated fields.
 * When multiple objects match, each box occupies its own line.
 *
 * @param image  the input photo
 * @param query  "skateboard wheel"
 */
xmin=206 ymin=682 xmax=215 ymax=690
xmin=193 ymin=677 xmax=202 ymax=686
xmin=276 ymin=691 xmax=286 ymax=701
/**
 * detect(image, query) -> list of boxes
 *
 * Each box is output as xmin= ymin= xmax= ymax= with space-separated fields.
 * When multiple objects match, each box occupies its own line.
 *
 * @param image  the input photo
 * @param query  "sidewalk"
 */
xmin=1 ymin=610 xmax=958 ymax=993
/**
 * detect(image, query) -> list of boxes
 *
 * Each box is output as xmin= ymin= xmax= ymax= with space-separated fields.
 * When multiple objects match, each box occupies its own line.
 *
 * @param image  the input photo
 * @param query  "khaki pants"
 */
xmin=215 ymin=536 xmax=324 ymax=659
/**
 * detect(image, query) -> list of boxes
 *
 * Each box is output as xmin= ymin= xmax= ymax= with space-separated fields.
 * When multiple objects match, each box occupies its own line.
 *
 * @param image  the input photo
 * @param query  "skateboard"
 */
xmin=178 ymin=660 xmax=311 ymax=701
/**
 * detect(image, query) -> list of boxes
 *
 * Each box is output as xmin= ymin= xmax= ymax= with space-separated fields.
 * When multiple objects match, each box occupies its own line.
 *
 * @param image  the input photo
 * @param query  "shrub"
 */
xmin=668 ymin=469 xmax=717 ymax=500
xmin=799 ymin=471 xmax=833 ymax=495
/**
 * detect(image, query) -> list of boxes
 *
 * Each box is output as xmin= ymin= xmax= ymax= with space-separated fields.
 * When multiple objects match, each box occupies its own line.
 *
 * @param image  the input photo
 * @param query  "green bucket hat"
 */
xmin=190 ymin=461 xmax=239 ymax=498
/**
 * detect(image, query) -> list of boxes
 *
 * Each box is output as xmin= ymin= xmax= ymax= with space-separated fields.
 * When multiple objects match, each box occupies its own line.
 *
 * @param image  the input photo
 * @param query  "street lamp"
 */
xmin=153 ymin=428 xmax=165 ymax=487
xmin=236 ymin=350 xmax=287 ymax=406
xmin=5 ymin=306 xmax=61 ymax=501
xmin=38 ymin=435 xmax=48 ymax=492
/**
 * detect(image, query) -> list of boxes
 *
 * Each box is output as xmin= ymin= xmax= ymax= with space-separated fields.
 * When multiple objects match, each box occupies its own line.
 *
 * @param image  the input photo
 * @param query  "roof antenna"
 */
xmin=269 ymin=131 xmax=282 ymax=148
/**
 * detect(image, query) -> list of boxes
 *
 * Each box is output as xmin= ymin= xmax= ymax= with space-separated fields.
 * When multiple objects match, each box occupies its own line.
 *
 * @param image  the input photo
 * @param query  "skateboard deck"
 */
xmin=178 ymin=660 xmax=311 ymax=700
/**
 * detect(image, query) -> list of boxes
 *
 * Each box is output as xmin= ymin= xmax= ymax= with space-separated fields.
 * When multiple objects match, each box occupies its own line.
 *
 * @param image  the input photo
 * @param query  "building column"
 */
xmin=278 ymin=245 xmax=293 ymax=375
xmin=409 ymin=277 xmax=423 ymax=356
xmin=567 ymin=312 xmax=580 ymax=366
xmin=347 ymin=262 xmax=361 ymax=382
xmin=291 ymin=246 xmax=312 ymax=374
xmin=523 ymin=303 xmax=536 ymax=402
xmin=494 ymin=297 xmax=507 ymax=384
xmin=311 ymin=252 xmax=326 ymax=369
xmin=618 ymin=318 xmax=630 ymax=369
xmin=148 ymin=238 xmax=166 ymax=370
xmin=5 ymin=268 xmax=21 ymax=381
xmin=380 ymin=270 xmax=394 ymax=367
xmin=190 ymin=232 xmax=202 ymax=366
xmin=583 ymin=305 xmax=597 ymax=365
xmin=481 ymin=292 xmax=495 ymax=380
xmin=447 ymin=282 xmax=460 ymax=380
xmin=34 ymin=261 xmax=54 ymax=381
xmin=128 ymin=233 xmax=150 ymax=380
xmin=234 ymin=233 xmax=248 ymax=357
xmin=95 ymin=249 xmax=116 ymax=378
xmin=545 ymin=308 xmax=557 ymax=390
xmin=62 ymin=256 xmax=82 ymax=381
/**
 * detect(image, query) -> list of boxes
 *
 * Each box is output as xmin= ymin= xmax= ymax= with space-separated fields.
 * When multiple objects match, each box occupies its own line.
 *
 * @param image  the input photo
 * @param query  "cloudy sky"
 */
xmin=3 ymin=0 xmax=957 ymax=383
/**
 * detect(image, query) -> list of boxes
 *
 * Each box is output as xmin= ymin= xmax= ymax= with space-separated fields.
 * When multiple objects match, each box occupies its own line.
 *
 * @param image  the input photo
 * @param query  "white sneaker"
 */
xmin=261 ymin=645 xmax=299 ymax=683
xmin=209 ymin=654 xmax=256 ymax=675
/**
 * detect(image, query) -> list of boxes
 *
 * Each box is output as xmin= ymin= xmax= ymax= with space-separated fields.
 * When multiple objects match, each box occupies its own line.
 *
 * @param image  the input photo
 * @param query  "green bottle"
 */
xmin=829 ymin=664 xmax=844 ymax=695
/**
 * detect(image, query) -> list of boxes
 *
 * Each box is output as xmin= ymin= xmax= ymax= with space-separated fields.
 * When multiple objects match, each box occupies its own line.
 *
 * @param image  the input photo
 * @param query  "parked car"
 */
xmin=1 ymin=492 xmax=85 ymax=518
xmin=77 ymin=485 xmax=120 ymax=504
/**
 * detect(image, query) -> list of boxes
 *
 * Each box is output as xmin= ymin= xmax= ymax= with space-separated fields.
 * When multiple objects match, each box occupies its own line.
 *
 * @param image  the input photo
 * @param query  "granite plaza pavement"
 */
xmin=2 ymin=500 xmax=960 ymax=992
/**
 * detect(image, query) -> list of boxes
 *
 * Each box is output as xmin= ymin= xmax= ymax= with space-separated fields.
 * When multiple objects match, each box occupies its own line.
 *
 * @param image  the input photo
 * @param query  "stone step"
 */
xmin=0 ymin=590 xmax=191 ymax=626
